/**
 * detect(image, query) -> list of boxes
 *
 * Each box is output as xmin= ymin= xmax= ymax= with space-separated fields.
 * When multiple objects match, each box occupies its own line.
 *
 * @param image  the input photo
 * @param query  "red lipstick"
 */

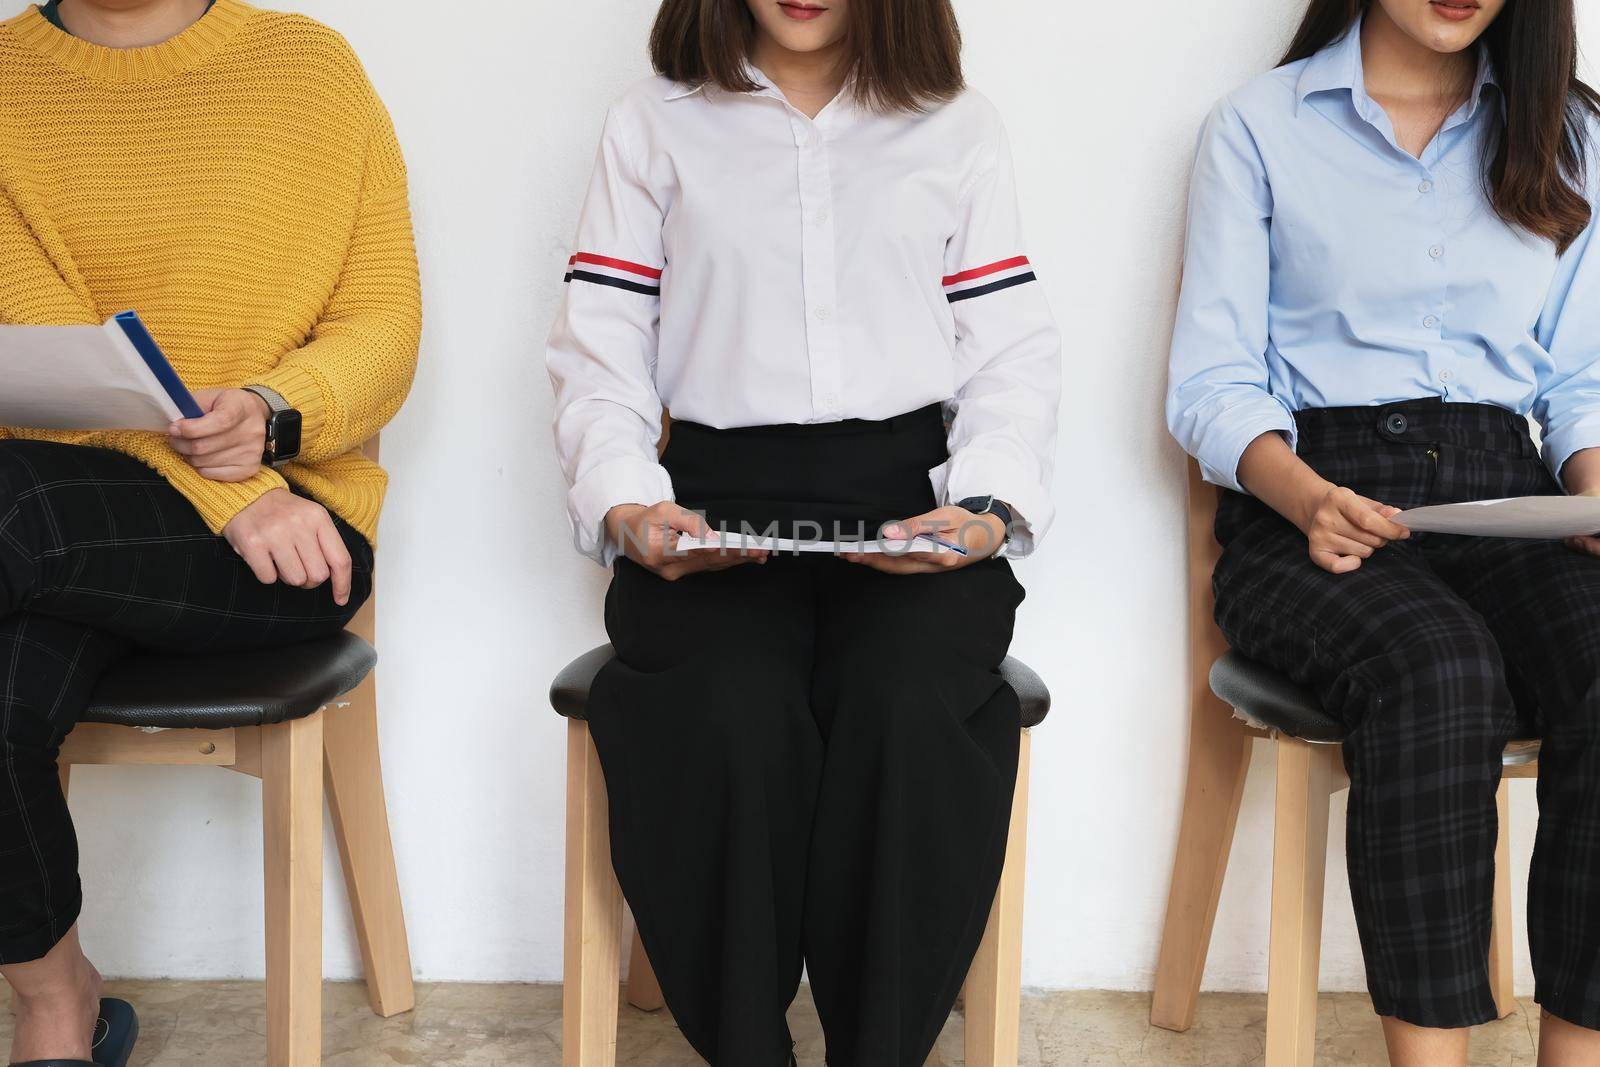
xmin=777 ymin=1 xmax=827 ymax=21
xmin=1429 ymin=0 xmax=1481 ymax=22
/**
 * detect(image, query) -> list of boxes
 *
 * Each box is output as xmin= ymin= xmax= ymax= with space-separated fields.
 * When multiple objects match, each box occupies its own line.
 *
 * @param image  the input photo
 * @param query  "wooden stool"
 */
xmin=59 ymin=593 xmax=414 ymax=1067
xmin=550 ymin=643 xmax=1050 ymax=1067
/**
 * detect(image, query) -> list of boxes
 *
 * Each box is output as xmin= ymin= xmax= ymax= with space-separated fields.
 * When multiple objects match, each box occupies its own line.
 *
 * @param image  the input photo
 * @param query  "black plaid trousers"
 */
xmin=1213 ymin=399 xmax=1600 ymax=1030
xmin=0 ymin=440 xmax=371 ymax=964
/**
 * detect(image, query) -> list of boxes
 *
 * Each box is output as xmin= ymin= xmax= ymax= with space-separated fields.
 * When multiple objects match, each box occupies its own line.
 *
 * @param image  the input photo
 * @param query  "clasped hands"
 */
xmin=604 ymin=501 xmax=1008 ymax=581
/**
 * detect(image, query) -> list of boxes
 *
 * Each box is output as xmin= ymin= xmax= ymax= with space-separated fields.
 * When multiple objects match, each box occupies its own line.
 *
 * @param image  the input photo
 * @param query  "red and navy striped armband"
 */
xmin=942 ymin=256 xmax=1037 ymax=303
xmin=564 ymin=253 xmax=663 ymax=297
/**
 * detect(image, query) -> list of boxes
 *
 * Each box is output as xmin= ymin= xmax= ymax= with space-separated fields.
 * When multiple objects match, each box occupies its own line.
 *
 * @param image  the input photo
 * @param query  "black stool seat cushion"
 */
xmin=1209 ymin=651 xmax=1343 ymax=743
xmin=551 ymin=644 xmax=1052 ymax=729
xmin=1212 ymin=650 xmax=1543 ymax=756
xmin=84 ymin=632 xmax=377 ymax=730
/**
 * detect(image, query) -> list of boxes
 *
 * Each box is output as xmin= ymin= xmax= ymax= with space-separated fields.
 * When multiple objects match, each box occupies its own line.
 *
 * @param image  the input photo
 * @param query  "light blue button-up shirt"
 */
xmin=1167 ymin=18 xmax=1600 ymax=492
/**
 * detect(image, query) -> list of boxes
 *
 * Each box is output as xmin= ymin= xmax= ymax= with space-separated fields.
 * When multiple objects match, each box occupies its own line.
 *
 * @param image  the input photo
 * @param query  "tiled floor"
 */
xmin=0 ymin=981 xmax=1546 ymax=1065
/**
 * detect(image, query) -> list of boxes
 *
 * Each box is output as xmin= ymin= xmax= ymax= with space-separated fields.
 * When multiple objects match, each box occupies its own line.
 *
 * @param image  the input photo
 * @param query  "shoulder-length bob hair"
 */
xmin=1282 ymin=0 xmax=1600 ymax=253
xmin=650 ymin=0 xmax=964 ymax=113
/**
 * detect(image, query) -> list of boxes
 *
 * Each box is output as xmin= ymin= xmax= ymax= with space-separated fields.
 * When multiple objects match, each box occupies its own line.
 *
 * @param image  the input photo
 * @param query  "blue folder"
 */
xmin=113 ymin=311 xmax=204 ymax=420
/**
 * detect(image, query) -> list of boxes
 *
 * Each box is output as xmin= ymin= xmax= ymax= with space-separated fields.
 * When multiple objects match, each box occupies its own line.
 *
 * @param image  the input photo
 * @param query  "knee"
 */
xmin=1342 ymin=621 xmax=1515 ymax=748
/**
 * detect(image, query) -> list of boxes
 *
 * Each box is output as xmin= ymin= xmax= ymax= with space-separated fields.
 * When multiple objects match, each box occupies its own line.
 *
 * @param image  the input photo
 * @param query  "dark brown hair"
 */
xmin=1282 ymin=0 xmax=1600 ymax=253
xmin=649 ymin=0 xmax=964 ymax=113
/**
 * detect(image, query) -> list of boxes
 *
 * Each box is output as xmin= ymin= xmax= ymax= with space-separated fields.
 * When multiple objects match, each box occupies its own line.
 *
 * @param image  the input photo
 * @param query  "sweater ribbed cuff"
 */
xmin=252 ymin=363 xmax=329 ymax=455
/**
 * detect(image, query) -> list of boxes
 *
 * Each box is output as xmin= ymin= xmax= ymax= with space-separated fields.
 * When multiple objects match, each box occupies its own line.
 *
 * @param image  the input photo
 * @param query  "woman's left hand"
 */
xmin=168 ymin=388 xmax=269 ymax=481
xmin=842 ymin=505 xmax=1007 ymax=574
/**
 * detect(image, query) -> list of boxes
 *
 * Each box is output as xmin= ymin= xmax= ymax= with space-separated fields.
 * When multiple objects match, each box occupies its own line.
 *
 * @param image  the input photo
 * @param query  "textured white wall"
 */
xmin=5 ymin=0 xmax=1595 ymax=996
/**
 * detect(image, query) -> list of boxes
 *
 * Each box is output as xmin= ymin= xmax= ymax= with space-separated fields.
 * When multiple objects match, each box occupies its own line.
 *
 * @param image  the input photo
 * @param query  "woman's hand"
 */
xmin=169 ymin=388 xmax=269 ymax=482
xmin=605 ymin=501 xmax=768 ymax=581
xmin=1237 ymin=431 xmax=1408 ymax=575
xmin=1294 ymin=484 xmax=1410 ymax=575
xmin=222 ymin=488 xmax=353 ymax=605
xmin=842 ymin=505 xmax=1007 ymax=575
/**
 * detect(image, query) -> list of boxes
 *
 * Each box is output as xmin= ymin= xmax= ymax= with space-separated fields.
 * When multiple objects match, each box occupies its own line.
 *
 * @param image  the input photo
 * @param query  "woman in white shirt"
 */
xmin=546 ymin=1 xmax=1060 ymax=1062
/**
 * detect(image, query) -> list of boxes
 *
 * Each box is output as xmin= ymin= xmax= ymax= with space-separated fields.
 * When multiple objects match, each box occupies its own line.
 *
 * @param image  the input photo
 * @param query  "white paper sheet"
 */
xmin=0 ymin=318 xmax=191 ymax=431
xmin=1394 ymin=496 xmax=1600 ymax=539
xmin=675 ymin=532 xmax=960 ymax=555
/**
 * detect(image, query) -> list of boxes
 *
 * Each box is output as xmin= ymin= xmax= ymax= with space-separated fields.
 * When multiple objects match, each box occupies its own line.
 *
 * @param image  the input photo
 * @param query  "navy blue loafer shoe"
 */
xmin=89 ymin=999 xmax=137 ymax=1067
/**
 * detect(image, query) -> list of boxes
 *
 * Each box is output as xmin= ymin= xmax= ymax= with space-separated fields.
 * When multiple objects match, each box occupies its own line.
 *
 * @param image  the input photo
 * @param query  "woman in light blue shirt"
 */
xmin=1167 ymin=0 xmax=1600 ymax=1062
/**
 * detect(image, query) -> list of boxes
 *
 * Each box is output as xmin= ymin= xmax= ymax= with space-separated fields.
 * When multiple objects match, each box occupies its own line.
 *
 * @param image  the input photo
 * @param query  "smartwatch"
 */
xmin=956 ymin=495 xmax=1015 ymax=555
xmin=242 ymin=385 xmax=302 ymax=467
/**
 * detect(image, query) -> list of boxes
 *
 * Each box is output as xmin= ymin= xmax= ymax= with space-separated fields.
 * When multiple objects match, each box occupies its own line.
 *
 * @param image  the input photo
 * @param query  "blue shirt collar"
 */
xmin=1295 ymin=13 xmax=1498 ymax=121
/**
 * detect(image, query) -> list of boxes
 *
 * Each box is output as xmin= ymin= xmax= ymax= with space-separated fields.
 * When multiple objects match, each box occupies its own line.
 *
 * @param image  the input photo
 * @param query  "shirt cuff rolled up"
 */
xmin=1197 ymin=405 xmax=1299 ymax=495
xmin=1541 ymin=417 xmax=1600 ymax=489
xmin=567 ymin=456 xmax=675 ymax=566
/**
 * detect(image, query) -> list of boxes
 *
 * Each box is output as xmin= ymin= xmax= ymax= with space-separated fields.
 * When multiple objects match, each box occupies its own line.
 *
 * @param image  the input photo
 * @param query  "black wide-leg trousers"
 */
xmin=0 ymin=440 xmax=371 ymax=965
xmin=1213 ymin=399 xmax=1600 ymax=1030
xmin=586 ymin=405 xmax=1026 ymax=1066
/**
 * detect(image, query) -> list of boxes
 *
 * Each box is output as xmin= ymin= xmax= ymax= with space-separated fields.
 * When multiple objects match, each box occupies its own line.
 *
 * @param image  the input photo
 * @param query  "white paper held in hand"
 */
xmin=675 ymin=532 xmax=962 ymax=555
xmin=1394 ymin=496 xmax=1600 ymax=539
xmin=0 ymin=311 xmax=203 ymax=432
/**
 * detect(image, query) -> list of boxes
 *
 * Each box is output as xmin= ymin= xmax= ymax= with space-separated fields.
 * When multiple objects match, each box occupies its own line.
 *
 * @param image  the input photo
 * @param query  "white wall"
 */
xmin=8 ymin=0 xmax=1596 ymax=996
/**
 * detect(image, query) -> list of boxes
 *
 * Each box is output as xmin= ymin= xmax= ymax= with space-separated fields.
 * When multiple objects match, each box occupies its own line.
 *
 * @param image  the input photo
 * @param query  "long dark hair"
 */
xmin=1282 ymin=0 xmax=1599 ymax=253
xmin=649 ymin=0 xmax=964 ymax=113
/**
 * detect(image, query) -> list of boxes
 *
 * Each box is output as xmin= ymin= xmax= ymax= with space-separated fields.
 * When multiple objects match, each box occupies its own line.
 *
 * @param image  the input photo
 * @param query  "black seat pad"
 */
xmin=550 ymin=644 xmax=1051 ymax=729
xmin=1209 ymin=650 xmax=1344 ymax=743
xmin=84 ymin=632 xmax=376 ymax=729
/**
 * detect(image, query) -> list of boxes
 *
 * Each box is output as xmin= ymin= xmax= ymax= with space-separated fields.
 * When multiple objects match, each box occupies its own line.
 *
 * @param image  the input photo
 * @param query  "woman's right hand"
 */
xmin=605 ymin=501 xmax=768 ymax=580
xmin=1294 ymin=484 xmax=1410 ymax=574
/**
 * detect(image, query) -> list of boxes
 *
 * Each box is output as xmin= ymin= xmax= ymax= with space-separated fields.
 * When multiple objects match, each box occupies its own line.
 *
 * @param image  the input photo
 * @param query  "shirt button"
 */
xmin=1440 ymin=369 xmax=1455 ymax=383
xmin=1423 ymin=314 xmax=1439 ymax=328
xmin=1429 ymin=245 xmax=1443 ymax=259
xmin=813 ymin=209 xmax=829 ymax=225
xmin=813 ymin=306 xmax=830 ymax=321
xmin=1419 ymin=180 xmax=1434 ymax=193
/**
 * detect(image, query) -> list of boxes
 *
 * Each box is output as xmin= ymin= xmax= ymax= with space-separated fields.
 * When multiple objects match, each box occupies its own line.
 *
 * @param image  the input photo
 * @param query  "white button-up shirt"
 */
xmin=547 ymin=68 xmax=1062 ymax=564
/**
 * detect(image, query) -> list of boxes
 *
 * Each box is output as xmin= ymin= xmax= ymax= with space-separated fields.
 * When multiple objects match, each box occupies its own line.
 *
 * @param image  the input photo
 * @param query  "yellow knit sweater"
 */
xmin=0 ymin=0 xmax=421 ymax=544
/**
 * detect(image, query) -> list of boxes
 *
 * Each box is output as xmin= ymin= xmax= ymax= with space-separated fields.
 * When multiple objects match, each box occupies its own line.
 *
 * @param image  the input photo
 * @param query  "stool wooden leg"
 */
xmin=564 ymin=719 xmax=623 ymax=1067
xmin=963 ymin=729 xmax=1031 ymax=1067
xmin=626 ymin=927 xmax=665 ymax=1012
xmin=1488 ymin=778 xmax=1517 ymax=1019
xmin=263 ymin=712 xmax=324 ymax=1067
xmin=1151 ymin=710 xmax=1255 ymax=1031
xmin=325 ymin=676 xmax=415 ymax=1017
xmin=1265 ymin=738 xmax=1334 ymax=1067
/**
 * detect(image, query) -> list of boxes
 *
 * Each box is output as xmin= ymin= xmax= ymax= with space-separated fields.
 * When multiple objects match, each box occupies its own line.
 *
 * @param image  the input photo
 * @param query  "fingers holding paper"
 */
xmin=168 ymin=388 xmax=269 ymax=481
xmin=1302 ymin=486 xmax=1410 ymax=575
xmin=843 ymin=505 xmax=1006 ymax=575
xmin=605 ymin=500 xmax=769 ymax=581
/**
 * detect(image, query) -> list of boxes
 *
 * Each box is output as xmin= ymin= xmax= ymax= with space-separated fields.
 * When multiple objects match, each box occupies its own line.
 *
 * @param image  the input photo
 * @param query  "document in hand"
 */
xmin=1394 ymin=496 xmax=1600 ymax=539
xmin=675 ymin=532 xmax=961 ymax=555
xmin=0 ymin=311 xmax=203 ymax=432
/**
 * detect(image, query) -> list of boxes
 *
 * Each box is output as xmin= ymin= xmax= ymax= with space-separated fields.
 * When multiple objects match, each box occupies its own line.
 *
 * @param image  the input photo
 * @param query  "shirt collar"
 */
xmin=1295 ymin=12 xmax=1498 ymax=119
xmin=661 ymin=62 xmax=861 ymax=118
xmin=663 ymin=81 xmax=705 ymax=101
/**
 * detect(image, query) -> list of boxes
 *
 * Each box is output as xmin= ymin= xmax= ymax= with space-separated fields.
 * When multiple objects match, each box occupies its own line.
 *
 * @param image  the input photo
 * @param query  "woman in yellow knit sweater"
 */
xmin=0 ymin=0 xmax=421 ymax=1061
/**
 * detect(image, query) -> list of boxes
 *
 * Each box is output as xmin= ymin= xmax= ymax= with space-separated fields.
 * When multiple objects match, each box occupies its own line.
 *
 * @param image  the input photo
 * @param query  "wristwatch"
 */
xmin=242 ymin=385 xmax=302 ymax=467
xmin=957 ymin=495 xmax=1015 ymax=555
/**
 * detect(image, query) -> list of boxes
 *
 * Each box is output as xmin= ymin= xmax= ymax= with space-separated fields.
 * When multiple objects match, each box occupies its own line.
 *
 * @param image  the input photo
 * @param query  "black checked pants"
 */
xmin=1214 ymin=399 xmax=1600 ymax=1030
xmin=0 ymin=440 xmax=371 ymax=964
